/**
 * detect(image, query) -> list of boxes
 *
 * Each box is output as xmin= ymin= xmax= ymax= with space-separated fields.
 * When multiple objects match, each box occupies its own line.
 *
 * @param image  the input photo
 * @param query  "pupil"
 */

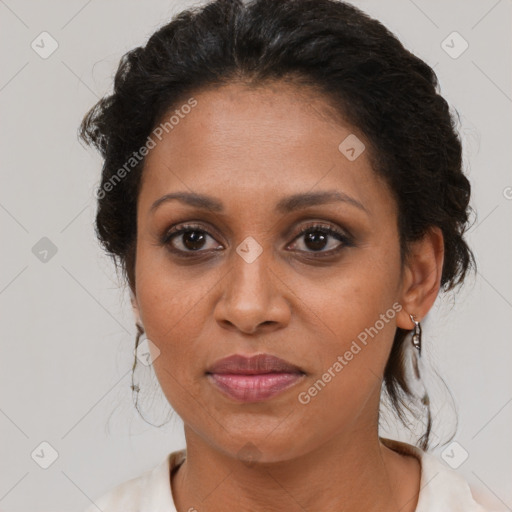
xmin=305 ymin=230 xmax=327 ymax=251
xmin=183 ymin=230 xmax=205 ymax=250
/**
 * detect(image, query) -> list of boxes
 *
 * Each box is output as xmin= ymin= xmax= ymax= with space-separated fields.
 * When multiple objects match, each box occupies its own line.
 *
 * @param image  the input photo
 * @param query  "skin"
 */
xmin=130 ymin=81 xmax=444 ymax=512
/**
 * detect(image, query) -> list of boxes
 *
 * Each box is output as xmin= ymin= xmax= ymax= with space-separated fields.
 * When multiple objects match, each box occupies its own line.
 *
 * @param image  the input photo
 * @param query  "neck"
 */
xmin=171 ymin=426 xmax=421 ymax=512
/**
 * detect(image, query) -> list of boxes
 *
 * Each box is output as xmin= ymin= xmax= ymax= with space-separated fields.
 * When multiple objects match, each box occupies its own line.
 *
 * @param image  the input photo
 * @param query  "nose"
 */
xmin=213 ymin=251 xmax=291 ymax=335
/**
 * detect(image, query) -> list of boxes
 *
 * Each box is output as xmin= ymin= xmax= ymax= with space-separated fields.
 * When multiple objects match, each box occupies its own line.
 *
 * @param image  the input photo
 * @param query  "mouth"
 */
xmin=205 ymin=353 xmax=306 ymax=403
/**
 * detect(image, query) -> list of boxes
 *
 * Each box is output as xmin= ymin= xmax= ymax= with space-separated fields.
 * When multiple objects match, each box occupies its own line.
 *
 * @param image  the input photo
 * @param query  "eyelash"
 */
xmin=160 ymin=221 xmax=354 ymax=259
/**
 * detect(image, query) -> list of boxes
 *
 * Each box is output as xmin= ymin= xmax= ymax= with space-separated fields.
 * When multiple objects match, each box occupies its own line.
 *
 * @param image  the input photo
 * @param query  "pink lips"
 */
xmin=206 ymin=353 xmax=305 ymax=402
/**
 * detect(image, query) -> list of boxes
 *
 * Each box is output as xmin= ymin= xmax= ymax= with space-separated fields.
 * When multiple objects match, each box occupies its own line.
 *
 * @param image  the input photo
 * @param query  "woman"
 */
xmin=80 ymin=0 xmax=488 ymax=510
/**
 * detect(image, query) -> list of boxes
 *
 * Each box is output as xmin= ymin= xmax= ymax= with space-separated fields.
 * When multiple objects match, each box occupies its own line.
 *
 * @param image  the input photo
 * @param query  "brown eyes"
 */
xmin=160 ymin=221 xmax=354 ymax=259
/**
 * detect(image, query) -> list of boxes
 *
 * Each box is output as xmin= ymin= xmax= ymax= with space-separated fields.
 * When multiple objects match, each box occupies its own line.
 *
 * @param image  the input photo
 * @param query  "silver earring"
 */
xmin=403 ymin=313 xmax=429 ymax=407
xmin=410 ymin=314 xmax=422 ymax=354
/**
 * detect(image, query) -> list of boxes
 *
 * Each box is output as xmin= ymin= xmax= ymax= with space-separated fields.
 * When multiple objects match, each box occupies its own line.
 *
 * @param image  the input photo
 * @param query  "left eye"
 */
xmin=287 ymin=224 xmax=352 ymax=255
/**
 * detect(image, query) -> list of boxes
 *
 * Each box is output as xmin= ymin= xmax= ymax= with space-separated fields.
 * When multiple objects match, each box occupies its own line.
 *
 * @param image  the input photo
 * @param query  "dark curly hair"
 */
xmin=79 ymin=0 xmax=476 ymax=450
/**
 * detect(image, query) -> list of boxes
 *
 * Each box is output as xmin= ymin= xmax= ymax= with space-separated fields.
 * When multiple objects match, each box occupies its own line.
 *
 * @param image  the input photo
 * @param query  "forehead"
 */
xmin=138 ymin=81 xmax=392 ymax=217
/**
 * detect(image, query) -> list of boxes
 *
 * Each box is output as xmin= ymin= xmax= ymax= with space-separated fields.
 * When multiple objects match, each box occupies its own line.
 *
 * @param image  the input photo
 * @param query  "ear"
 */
xmin=396 ymin=226 xmax=444 ymax=330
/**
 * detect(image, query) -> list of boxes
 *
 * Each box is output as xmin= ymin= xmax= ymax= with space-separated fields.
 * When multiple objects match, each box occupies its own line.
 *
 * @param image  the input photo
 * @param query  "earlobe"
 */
xmin=396 ymin=226 xmax=444 ymax=329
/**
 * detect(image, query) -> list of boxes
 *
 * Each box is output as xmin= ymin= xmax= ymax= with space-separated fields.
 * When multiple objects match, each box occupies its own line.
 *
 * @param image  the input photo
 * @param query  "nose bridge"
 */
xmin=227 ymin=242 xmax=272 ymax=307
xmin=214 ymin=239 xmax=290 ymax=333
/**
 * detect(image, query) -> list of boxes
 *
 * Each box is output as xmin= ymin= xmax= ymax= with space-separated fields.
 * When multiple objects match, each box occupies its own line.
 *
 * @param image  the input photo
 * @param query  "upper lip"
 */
xmin=206 ymin=353 xmax=305 ymax=375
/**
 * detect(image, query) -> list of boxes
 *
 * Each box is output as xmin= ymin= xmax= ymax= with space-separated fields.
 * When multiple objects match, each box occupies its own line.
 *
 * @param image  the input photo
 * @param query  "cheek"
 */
xmin=294 ymin=249 xmax=401 ymax=405
xmin=292 ymin=284 xmax=399 ymax=444
xmin=134 ymin=241 xmax=210 ymax=335
xmin=134 ymin=251 xmax=212 ymax=393
xmin=300 ymin=282 xmax=398 ymax=392
xmin=298 ymin=249 xmax=400 ymax=344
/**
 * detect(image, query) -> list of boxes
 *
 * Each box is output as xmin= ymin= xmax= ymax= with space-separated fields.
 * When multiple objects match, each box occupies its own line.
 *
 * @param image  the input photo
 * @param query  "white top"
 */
xmin=84 ymin=439 xmax=490 ymax=512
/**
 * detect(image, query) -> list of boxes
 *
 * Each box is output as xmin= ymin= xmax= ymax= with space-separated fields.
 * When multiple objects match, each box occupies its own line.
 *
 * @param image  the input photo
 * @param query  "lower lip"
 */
xmin=207 ymin=372 xmax=305 ymax=402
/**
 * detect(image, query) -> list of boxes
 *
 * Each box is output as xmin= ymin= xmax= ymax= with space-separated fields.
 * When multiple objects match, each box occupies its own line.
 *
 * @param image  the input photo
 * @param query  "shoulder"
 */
xmin=83 ymin=449 xmax=186 ymax=512
xmin=381 ymin=438 xmax=493 ymax=512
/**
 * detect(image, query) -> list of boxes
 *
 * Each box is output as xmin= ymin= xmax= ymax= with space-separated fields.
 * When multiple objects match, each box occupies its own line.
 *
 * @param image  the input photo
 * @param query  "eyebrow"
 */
xmin=149 ymin=190 xmax=368 ymax=215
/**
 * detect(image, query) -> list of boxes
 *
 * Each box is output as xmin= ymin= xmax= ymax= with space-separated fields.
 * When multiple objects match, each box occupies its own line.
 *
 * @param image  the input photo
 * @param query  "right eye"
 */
xmin=161 ymin=223 xmax=223 ymax=256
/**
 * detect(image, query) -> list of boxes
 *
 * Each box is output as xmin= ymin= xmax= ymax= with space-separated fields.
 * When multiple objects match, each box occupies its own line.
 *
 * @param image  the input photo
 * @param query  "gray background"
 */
xmin=0 ymin=0 xmax=511 ymax=510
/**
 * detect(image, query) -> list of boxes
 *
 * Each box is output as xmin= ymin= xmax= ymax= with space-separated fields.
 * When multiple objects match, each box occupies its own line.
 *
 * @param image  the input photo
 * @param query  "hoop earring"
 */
xmin=130 ymin=322 xmax=145 ymax=394
xmin=128 ymin=324 xmax=173 ymax=428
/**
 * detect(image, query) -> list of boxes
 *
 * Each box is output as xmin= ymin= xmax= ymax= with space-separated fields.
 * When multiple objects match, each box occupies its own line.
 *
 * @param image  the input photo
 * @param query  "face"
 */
xmin=131 ymin=81 xmax=422 ymax=463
